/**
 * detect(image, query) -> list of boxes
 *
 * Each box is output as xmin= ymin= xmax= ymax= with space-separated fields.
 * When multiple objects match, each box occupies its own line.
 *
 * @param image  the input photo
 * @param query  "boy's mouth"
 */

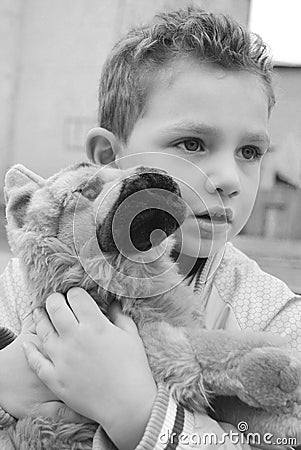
xmin=196 ymin=214 xmax=226 ymax=224
xmin=192 ymin=209 xmax=232 ymax=236
xmin=195 ymin=207 xmax=233 ymax=224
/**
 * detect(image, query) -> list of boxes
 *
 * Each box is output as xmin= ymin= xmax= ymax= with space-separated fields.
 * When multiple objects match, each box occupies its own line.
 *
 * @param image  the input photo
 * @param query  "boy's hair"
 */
xmin=98 ymin=6 xmax=275 ymax=144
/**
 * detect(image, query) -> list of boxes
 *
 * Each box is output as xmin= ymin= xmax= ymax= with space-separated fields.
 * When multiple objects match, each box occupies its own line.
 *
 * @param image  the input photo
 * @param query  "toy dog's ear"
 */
xmin=4 ymin=165 xmax=45 ymax=228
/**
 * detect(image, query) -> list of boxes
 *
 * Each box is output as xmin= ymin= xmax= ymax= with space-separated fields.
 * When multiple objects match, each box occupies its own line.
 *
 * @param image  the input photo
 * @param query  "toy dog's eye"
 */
xmin=80 ymin=187 xmax=99 ymax=200
xmin=77 ymin=179 xmax=103 ymax=201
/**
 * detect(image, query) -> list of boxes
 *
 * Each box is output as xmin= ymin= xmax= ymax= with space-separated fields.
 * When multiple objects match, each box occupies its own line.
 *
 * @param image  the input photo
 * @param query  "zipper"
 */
xmin=193 ymin=255 xmax=214 ymax=295
xmin=193 ymin=245 xmax=226 ymax=298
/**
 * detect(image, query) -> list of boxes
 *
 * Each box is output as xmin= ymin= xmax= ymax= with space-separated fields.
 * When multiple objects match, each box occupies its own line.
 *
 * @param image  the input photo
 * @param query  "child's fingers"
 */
xmin=55 ymin=403 xmax=94 ymax=424
xmin=33 ymin=307 xmax=59 ymax=352
xmin=109 ymin=302 xmax=139 ymax=334
xmin=67 ymin=287 xmax=110 ymax=329
xmin=21 ymin=313 xmax=36 ymax=333
xmin=22 ymin=341 xmax=55 ymax=386
xmin=45 ymin=292 xmax=79 ymax=335
xmin=33 ymin=401 xmax=94 ymax=424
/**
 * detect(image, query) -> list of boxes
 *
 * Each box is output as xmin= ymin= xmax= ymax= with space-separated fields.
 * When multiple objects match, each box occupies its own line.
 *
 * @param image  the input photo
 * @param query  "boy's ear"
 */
xmin=4 ymin=165 xmax=45 ymax=228
xmin=86 ymin=127 xmax=122 ymax=166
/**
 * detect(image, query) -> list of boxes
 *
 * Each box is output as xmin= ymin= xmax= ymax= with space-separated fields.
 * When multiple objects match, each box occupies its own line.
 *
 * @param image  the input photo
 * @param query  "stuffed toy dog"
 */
xmin=1 ymin=162 xmax=301 ymax=449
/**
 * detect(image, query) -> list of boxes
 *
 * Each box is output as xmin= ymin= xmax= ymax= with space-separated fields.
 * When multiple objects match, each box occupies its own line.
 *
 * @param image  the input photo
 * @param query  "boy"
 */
xmin=0 ymin=6 xmax=300 ymax=450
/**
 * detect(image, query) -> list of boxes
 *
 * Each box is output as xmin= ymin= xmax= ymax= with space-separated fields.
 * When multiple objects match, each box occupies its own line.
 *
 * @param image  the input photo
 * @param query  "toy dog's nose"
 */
xmin=136 ymin=166 xmax=168 ymax=176
xmin=120 ymin=167 xmax=180 ymax=197
xmin=96 ymin=169 xmax=187 ymax=254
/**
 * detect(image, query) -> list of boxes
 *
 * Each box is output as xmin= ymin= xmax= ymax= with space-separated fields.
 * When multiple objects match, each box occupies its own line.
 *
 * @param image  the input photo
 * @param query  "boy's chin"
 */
xmin=173 ymin=231 xmax=227 ymax=259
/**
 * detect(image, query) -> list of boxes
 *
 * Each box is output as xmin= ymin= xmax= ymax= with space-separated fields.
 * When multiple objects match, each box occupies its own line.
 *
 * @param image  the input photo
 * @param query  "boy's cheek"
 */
xmin=173 ymin=222 xmax=227 ymax=258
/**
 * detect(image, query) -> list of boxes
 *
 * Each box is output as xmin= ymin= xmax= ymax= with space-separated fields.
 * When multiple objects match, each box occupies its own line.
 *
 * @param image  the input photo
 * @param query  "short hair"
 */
xmin=98 ymin=6 xmax=275 ymax=144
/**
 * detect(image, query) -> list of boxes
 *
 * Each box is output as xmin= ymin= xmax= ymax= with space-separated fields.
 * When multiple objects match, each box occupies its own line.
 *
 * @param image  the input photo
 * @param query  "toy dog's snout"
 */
xmin=96 ymin=168 xmax=187 ymax=253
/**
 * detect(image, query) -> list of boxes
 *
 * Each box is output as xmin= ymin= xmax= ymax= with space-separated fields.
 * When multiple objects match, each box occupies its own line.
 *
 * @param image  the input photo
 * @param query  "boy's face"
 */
xmin=97 ymin=63 xmax=270 ymax=258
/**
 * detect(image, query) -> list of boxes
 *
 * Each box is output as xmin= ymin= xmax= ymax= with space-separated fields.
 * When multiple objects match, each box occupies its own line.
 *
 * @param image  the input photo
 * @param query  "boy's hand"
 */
xmin=0 ymin=314 xmax=88 ymax=422
xmin=23 ymin=288 xmax=157 ymax=450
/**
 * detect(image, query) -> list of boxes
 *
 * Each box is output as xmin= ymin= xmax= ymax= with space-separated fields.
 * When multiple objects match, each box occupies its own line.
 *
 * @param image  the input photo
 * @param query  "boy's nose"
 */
xmin=204 ymin=160 xmax=241 ymax=198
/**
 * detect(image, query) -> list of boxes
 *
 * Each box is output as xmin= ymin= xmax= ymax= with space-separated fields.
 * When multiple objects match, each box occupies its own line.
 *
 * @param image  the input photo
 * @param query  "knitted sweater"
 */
xmin=0 ymin=242 xmax=300 ymax=449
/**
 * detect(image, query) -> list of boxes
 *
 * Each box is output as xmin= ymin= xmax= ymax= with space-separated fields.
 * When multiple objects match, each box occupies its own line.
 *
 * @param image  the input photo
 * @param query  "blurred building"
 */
xmin=242 ymin=66 xmax=301 ymax=239
xmin=242 ymin=1 xmax=301 ymax=239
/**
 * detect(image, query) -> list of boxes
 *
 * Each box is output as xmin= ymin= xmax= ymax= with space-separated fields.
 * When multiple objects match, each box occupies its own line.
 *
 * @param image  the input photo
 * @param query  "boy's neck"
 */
xmin=170 ymin=250 xmax=207 ymax=279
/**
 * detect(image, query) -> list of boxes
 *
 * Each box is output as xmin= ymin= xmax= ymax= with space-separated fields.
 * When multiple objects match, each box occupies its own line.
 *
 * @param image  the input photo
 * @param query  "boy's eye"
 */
xmin=239 ymin=146 xmax=263 ymax=161
xmin=176 ymin=139 xmax=205 ymax=153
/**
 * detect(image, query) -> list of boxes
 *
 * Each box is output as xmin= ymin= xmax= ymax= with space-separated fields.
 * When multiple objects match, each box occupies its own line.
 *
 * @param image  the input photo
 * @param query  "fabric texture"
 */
xmin=0 ymin=243 xmax=299 ymax=449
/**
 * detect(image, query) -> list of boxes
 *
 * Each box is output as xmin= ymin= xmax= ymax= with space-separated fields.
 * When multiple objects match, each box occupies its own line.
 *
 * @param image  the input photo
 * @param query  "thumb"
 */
xmin=32 ymin=402 xmax=94 ymax=424
xmin=109 ymin=302 xmax=138 ymax=334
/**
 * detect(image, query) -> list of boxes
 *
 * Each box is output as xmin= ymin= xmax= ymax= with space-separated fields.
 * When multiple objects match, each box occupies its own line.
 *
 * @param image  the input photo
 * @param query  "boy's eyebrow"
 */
xmin=161 ymin=121 xmax=270 ymax=146
xmin=161 ymin=122 xmax=221 ymax=138
xmin=242 ymin=131 xmax=271 ymax=147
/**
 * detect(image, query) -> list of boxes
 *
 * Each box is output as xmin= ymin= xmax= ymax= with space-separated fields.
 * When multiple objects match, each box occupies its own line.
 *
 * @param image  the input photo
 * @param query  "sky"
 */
xmin=249 ymin=0 xmax=301 ymax=66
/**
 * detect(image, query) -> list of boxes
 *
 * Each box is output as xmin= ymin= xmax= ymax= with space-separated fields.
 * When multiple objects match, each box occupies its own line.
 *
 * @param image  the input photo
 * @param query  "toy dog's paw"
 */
xmin=237 ymin=347 xmax=301 ymax=409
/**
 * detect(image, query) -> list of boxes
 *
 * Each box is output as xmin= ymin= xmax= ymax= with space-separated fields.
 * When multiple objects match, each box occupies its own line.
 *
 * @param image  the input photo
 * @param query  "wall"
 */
xmin=0 ymin=0 xmax=23 ymax=195
xmin=269 ymin=67 xmax=301 ymax=187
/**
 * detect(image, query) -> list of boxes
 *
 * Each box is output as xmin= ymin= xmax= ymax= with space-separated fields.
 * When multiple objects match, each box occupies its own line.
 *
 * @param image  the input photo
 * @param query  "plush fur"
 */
xmin=2 ymin=162 xmax=301 ymax=448
xmin=0 ymin=417 xmax=97 ymax=450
